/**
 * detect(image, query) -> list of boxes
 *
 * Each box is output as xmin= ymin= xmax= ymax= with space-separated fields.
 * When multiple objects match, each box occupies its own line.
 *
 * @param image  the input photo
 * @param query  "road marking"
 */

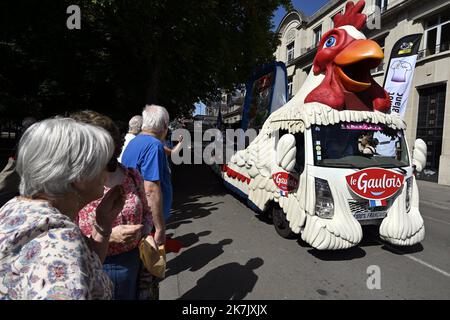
xmin=405 ymin=254 xmax=450 ymax=279
xmin=422 ymin=215 xmax=450 ymax=227
xmin=372 ymin=238 xmax=450 ymax=279
xmin=420 ymin=200 xmax=450 ymax=211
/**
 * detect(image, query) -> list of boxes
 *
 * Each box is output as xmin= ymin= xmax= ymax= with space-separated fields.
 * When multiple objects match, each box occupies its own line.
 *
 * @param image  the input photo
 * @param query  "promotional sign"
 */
xmin=341 ymin=123 xmax=383 ymax=131
xmin=346 ymin=168 xmax=404 ymax=202
xmin=272 ymin=172 xmax=299 ymax=196
xmin=383 ymin=33 xmax=422 ymax=118
xmin=241 ymin=62 xmax=288 ymax=131
xmin=248 ymin=72 xmax=274 ymax=129
xmin=375 ymin=34 xmax=423 ymax=155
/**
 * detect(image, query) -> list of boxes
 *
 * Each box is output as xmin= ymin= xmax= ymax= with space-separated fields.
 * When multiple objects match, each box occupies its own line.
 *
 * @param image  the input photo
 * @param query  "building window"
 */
xmin=286 ymin=42 xmax=295 ymax=62
xmin=423 ymin=9 xmax=450 ymax=57
xmin=313 ymin=25 xmax=322 ymax=47
xmin=287 ymin=76 xmax=293 ymax=100
xmin=375 ymin=0 xmax=389 ymax=13
xmin=331 ymin=10 xmax=343 ymax=28
xmin=416 ymin=84 xmax=446 ymax=182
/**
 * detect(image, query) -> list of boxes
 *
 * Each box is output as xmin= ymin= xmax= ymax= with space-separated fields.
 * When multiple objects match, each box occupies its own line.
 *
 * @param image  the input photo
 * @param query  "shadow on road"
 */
xmin=179 ymin=258 xmax=264 ymax=300
xmin=172 ymin=163 xmax=227 ymax=198
xmin=168 ymin=197 xmax=222 ymax=231
xmin=299 ymin=226 xmax=386 ymax=261
xmin=300 ymin=225 xmax=424 ymax=261
xmin=381 ymin=243 xmax=424 ymax=255
xmin=166 ymin=219 xmax=193 ymax=231
xmin=170 ymin=231 xmax=212 ymax=249
xmin=165 ymin=239 xmax=233 ymax=278
xmin=307 ymin=247 xmax=366 ymax=261
xmin=168 ymin=164 xmax=227 ymax=231
xmin=254 ymin=211 xmax=272 ymax=225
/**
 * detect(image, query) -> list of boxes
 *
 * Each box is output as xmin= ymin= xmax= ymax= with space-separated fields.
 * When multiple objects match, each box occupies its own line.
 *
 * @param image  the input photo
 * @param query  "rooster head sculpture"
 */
xmin=305 ymin=0 xmax=391 ymax=113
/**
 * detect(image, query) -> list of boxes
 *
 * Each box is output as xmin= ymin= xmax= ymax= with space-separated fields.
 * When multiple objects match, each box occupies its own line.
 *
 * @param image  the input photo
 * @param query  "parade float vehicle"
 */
xmin=214 ymin=0 xmax=428 ymax=250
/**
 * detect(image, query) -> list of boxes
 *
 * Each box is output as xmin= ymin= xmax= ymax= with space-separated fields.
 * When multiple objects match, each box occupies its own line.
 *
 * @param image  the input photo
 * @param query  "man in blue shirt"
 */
xmin=122 ymin=105 xmax=172 ymax=245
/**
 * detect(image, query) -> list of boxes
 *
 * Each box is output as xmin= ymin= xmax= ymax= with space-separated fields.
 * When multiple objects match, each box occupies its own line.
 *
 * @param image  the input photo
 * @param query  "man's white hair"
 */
xmin=128 ymin=115 xmax=143 ymax=134
xmin=142 ymin=104 xmax=169 ymax=134
xmin=16 ymin=118 xmax=114 ymax=199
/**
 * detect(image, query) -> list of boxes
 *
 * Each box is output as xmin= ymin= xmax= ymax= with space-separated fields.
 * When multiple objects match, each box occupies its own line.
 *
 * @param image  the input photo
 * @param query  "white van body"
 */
xmin=215 ymin=71 xmax=426 ymax=250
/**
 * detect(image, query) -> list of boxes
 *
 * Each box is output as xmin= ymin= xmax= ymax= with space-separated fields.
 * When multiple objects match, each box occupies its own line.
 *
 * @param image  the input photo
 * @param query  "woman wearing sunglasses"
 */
xmin=70 ymin=111 xmax=153 ymax=300
xmin=0 ymin=118 xmax=125 ymax=299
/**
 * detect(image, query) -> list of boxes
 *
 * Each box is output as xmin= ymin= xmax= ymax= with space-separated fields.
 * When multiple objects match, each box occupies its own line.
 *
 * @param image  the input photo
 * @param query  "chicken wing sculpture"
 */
xmin=218 ymin=0 xmax=427 ymax=250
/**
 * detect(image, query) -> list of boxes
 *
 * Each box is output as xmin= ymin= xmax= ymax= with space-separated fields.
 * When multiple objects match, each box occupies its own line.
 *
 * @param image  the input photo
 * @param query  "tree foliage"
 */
xmin=0 ymin=0 xmax=291 ymax=121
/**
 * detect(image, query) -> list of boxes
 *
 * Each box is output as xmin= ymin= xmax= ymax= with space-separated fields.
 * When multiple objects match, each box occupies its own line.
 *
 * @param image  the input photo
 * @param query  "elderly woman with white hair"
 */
xmin=0 ymin=118 xmax=125 ymax=300
xmin=117 ymin=115 xmax=143 ymax=163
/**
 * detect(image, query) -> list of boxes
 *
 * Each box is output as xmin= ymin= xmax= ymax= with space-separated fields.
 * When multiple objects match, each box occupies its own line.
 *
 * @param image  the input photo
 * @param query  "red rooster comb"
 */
xmin=333 ymin=0 xmax=367 ymax=30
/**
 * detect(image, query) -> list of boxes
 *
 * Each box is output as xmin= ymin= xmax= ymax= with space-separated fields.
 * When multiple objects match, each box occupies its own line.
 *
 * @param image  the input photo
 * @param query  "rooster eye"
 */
xmin=324 ymin=36 xmax=337 ymax=48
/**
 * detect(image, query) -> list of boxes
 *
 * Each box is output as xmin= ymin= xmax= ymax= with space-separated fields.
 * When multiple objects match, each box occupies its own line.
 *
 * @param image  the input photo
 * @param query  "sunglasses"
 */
xmin=106 ymin=157 xmax=118 ymax=173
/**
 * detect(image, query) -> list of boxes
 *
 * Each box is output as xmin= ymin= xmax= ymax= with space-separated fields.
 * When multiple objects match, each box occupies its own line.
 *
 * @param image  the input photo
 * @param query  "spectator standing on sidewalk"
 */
xmin=0 ymin=118 xmax=125 ymax=299
xmin=118 ymin=115 xmax=143 ymax=163
xmin=122 ymin=105 xmax=172 ymax=246
xmin=70 ymin=111 xmax=153 ymax=300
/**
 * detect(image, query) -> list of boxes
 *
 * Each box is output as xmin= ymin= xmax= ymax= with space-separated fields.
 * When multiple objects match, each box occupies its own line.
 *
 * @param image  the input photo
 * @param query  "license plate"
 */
xmin=353 ymin=211 xmax=387 ymax=221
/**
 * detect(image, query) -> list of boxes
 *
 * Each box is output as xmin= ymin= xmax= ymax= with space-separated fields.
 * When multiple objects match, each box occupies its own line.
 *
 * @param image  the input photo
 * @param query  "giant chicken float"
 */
xmin=215 ymin=0 xmax=428 ymax=250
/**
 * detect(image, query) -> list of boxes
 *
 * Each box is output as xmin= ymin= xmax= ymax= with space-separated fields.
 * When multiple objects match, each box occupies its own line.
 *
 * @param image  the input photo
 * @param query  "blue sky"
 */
xmin=272 ymin=0 xmax=331 ymax=30
xmin=194 ymin=101 xmax=207 ymax=116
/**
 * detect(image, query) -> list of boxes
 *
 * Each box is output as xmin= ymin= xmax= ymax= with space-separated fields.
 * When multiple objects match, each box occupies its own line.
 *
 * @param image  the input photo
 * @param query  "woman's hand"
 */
xmin=154 ymin=228 xmax=166 ymax=246
xmin=110 ymin=224 xmax=144 ymax=245
xmin=95 ymin=185 xmax=125 ymax=231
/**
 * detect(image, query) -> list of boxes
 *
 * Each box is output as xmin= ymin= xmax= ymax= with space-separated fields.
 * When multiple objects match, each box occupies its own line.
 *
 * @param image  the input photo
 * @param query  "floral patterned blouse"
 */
xmin=77 ymin=164 xmax=153 ymax=256
xmin=0 ymin=198 xmax=113 ymax=300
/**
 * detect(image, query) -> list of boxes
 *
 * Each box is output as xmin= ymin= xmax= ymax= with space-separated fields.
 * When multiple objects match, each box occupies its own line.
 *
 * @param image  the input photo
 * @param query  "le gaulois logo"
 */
xmin=272 ymin=172 xmax=299 ymax=192
xmin=346 ymin=168 xmax=404 ymax=200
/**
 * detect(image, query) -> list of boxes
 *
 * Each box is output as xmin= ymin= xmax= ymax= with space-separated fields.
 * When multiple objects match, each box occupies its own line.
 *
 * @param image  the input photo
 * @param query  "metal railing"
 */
xmin=417 ymin=42 xmax=450 ymax=60
xmin=299 ymin=44 xmax=318 ymax=57
xmin=287 ymin=52 xmax=295 ymax=63
xmin=366 ymin=0 xmax=409 ymax=22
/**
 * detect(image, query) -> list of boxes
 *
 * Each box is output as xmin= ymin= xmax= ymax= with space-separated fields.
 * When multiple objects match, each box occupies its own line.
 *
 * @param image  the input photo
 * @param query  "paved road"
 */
xmin=161 ymin=163 xmax=450 ymax=300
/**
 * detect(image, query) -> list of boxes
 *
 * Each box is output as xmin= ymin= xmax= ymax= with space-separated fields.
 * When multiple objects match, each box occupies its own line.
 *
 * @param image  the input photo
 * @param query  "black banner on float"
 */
xmin=375 ymin=33 xmax=423 ymax=156
xmin=383 ymin=33 xmax=423 ymax=118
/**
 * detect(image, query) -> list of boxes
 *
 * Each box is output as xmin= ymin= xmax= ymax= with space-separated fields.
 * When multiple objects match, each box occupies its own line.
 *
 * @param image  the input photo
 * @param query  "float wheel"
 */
xmin=272 ymin=203 xmax=297 ymax=239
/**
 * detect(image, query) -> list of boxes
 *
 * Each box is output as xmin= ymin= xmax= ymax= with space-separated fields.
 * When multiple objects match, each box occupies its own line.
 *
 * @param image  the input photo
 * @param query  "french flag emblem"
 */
xmin=280 ymin=190 xmax=289 ymax=197
xmin=369 ymin=199 xmax=387 ymax=207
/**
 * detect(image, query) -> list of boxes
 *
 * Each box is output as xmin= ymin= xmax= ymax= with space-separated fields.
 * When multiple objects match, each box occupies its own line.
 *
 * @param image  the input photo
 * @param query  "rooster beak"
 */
xmin=334 ymin=39 xmax=384 ymax=92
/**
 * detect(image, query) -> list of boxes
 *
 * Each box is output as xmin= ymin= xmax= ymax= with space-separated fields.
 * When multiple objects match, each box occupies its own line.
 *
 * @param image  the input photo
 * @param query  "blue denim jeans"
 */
xmin=103 ymin=247 xmax=140 ymax=300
